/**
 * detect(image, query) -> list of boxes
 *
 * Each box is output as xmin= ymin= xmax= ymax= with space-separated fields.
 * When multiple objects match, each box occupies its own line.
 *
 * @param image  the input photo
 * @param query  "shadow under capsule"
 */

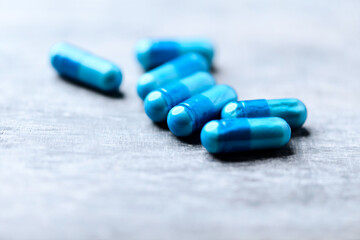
xmin=291 ymin=127 xmax=311 ymax=138
xmin=210 ymin=65 xmax=219 ymax=74
xmin=57 ymin=75 xmax=125 ymax=99
xmin=210 ymin=145 xmax=295 ymax=163
xmin=153 ymin=121 xmax=169 ymax=131
xmin=175 ymin=133 xmax=201 ymax=145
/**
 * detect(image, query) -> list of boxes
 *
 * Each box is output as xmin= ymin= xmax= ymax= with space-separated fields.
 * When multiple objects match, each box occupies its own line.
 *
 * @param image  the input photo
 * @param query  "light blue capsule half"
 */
xmin=221 ymin=98 xmax=307 ymax=128
xmin=137 ymin=53 xmax=210 ymax=100
xmin=201 ymin=117 xmax=291 ymax=153
xmin=50 ymin=42 xmax=122 ymax=92
xmin=167 ymin=85 xmax=237 ymax=137
xmin=135 ymin=38 xmax=214 ymax=70
xmin=144 ymin=72 xmax=216 ymax=122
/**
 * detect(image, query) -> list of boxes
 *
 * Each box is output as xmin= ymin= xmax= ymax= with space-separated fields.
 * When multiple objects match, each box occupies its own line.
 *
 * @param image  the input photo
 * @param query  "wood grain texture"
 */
xmin=0 ymin=0 xmax=359 ymax=239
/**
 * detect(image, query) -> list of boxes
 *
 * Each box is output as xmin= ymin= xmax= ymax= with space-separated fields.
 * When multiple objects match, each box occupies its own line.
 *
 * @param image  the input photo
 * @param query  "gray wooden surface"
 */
xmin=0 ymin=0 xmax=360 ymax=239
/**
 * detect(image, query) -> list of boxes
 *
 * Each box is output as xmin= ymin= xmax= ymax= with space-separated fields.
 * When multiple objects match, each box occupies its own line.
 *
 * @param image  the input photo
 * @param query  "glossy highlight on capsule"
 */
xmin=50 ymin=42 xmax=122 ymax=92
xmin=135 ymin=38 xmax=214 ymax=70
xmin=221 ymin=98 xmax=307 ymax=128
xmin=137 ymin=53 xmax=209 ymax=100
xmin=201 ymin=117 xmax=291 ymax=153
xmin=144 ymin=72 xmax=216 ymax=122
xmin=167 ymin=85 xmax=237 ymax=137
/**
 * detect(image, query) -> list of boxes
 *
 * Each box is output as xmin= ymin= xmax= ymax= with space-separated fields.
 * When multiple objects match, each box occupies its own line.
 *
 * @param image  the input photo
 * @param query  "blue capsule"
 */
xmin=221 ymin=98 xmax=307 ymax=128
xmin=144 ymin=72 xmax=216 ymax=122
xmin=50 ymin=42 xmax=122 ymax=92
xmin=135 ymin=38 xmax=214 ymax=70
xmin=201 ymin=117 xmax=291 ymax=153
xmin=167 ymin=85 xmax=237 ymax=137
xmin=137 ymin=53 xmax=209 ymax=100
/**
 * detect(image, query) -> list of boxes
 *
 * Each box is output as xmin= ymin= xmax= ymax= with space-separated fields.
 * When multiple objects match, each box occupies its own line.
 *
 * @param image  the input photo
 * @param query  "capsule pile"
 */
xmin=49 ymin=38 xmax=307 ymax=154
xmin=135 ymin=38 xmax=307 ymax=154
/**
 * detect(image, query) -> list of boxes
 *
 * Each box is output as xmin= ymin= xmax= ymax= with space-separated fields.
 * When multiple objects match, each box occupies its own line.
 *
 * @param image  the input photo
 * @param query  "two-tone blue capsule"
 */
xmin=137 ymin=53 xmax=209 ymax=100
xmin=167 ymin=85 xmax=237 ymax=137
xmin=144 ymin=72 xmax=216 ymax=122
xmin=201 ymin=117 xmax=291 ymax=153
xmin=135 ymin=38 xmax=214 ymax=70
xmin=221 ymin=98 xmax=307 ymax=128
xmin=50 ymin=42 xmax=122 ymax=92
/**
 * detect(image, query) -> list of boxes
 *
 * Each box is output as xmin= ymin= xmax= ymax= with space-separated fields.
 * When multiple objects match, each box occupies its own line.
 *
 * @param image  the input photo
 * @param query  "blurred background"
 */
xmin=0 ymin=0 xmax=359 ymax=239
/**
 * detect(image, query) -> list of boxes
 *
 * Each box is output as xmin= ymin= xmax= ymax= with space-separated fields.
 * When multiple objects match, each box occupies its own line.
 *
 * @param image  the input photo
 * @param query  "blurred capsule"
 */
xmin=144 ymin=72 xmax=216 ymax=122
xmin=201 ymin=117 xmax=291 ymax=153
xmin=50 ymin=42 xmax=122 ymax=92
xmin=135 ymin=38 xmax=214 ymax=70
xmin=167 ymin=85 xmax=237 ymax=137
xmin=137 ymin=53 xmax=209 ymax=100
xmin=221 ymin=98 xmax=307 ymax=128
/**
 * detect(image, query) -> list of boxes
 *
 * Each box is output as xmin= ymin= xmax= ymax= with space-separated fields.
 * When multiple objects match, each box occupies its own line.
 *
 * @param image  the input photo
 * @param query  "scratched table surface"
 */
xmin=0 ymin=0 xmax=359 ymax=239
